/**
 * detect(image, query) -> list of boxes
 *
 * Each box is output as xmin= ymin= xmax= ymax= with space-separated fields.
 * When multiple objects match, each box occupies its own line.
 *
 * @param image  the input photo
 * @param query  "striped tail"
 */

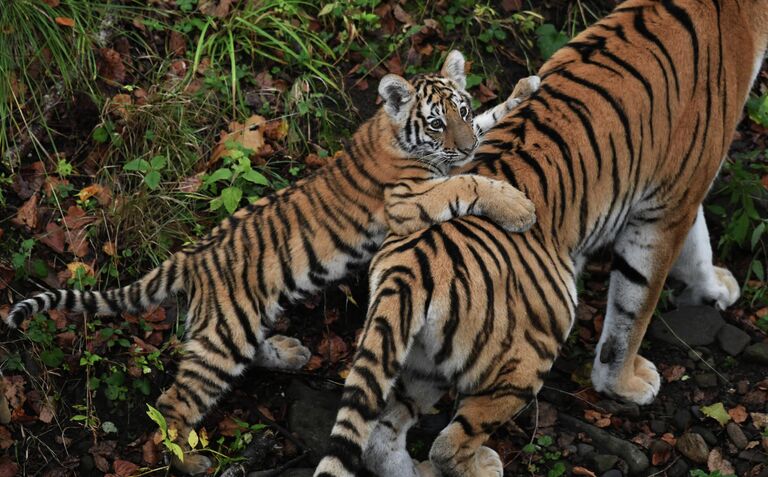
xmin=5 ymin=252 xmax=187 ymax=329
xmin=314 ymin=263 xmax=427 ymax=477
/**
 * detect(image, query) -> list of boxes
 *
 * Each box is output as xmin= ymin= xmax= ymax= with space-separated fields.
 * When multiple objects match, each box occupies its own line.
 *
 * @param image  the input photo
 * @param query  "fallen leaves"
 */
xmin=728 ymin=404 xmax=748 ymax=424
xmin=701 ymin=402 xmax=731 ymax=426
xmin=209 ymin=115 xmax=267 ymax=165
xmin=12 ymin=194 xmax=39 ymax=230
xmin=317 ymin=332 xmax=348 ymax=365
xmin=54 ymin=17 xmax=75 ymax=27
xmin=661 ymin=364 xmax=687 ymax=383
xmin=98 ymin=48 xmax=126 ymax=84
xmin=583 ymin=409 xmax=611 ymax=428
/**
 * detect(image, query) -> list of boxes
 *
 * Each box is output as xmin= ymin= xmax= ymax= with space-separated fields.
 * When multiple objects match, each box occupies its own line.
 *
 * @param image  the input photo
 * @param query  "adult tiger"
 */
xmin=4 ymin=53 xmax=539 ymax=474
xmin=316 ymin=1 xmax=765 ymax=476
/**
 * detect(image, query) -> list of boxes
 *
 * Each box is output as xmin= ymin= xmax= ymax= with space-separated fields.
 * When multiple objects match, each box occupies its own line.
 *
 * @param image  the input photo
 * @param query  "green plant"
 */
xmin=690 ymin=470 xmax=736 ymax=477
xmin=747 ymin=93 xmax=768 ymax=127
xmin=203 ymin=141 xmax=272 ymax=214
xmin=124 ymin=154 xmax=168 ymax=190
xmin=523 ymin=434 xmax=566 ymax=477
xmin=535 ymin=23 xmax=570 ymax=60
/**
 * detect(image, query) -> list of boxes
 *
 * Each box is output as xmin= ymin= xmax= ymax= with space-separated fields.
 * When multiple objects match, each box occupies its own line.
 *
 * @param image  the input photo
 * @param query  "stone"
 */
xmin=672 ymin=409 xmax=693 ymax=431
xmin=249 ymin=469 xmax=313 ymax=477
xmin=598 ymin=400 xmax=640 ymax=418
xmin=600 ymin=470 xmax=623 ymax=477
xmin=743 ymin=343 xmax=768 ymax=365
xmin=593 ymin=454 xmax=619 ymax=473
xmin=690 ymin=426 xmax=717 ymax=446
xmin=578 ymin=443 xmax=596 ymax=457
xmin=559 ymin=414 xmax=649 ymax=475
xmin=675 ymin=433 xmax=710 ymax=464
xmin=649 ymin=419 xmax=667 ymax=434
xmin=286 ymin=379 xmax=341 ymax=464
xmin=717 ymin=324 xmax=752 ymax=356
xmin=694 ymin=373 xmax=718 ymax=388
xmin=649 ymin=306 xmax=725 ymax=347
xmin=666 ymin=458 xmax=689 ymax=477
xmin=726 ymin=422 xmax=748 ymax=450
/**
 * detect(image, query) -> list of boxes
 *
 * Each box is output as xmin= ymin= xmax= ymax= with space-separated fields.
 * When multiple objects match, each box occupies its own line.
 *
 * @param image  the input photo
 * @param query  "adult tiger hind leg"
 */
xmin=592 ymin=209 xmax=699 ymax=405
xmin=669 ymin=206 xmax=740 ymax=310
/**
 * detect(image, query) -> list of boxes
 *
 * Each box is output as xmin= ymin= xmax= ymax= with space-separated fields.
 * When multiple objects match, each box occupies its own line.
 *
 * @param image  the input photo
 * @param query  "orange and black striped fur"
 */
xmin=5 ymin=52 xmax=538 ymax=473
xmin=316 ymin=1 xmax=765 ymax=476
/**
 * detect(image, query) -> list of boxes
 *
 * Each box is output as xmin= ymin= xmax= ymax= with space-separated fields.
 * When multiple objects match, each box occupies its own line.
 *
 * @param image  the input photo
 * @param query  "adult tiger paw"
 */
xmin=172 ymin=452 xmax=212 ymax=476
xmin=676 ymin=266 xmax=740 ymax=310
xmin=592 ymin=355 xmax=660 ymax=406
xmin=471 ymin=447 xmax=504 ymax=477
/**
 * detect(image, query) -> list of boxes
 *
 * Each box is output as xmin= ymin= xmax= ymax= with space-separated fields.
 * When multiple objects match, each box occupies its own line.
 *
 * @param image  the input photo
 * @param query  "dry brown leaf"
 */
xmin=102 ymin=241 xmax=117 ymax=257
xmin=38 ymin=404 xmax=55 ymax=424
xmin=78 ymin=184 xmax=104 ymax=203
xmin=168 ymin=30 xmax=186 ymax=56
xmin=318 ymin=332 xmax=348 ymax=364
xmin=0 ymin=456 xmax=18 ymax=477
xmin=99 ymin=48 xmax=126 ymax=84
xmin=651 ymin=443 xmax=672 ymax=466
xmin=113 ymin=459 xmax=139 ymax=477
xmin=707 ymin=448 xmax=735 ymax=475
xmin=264 ymin=119 xmax=288 ymax=141
xmin=62 ymin=205 xmax=96 ymax=230
xmin=0 ymin=427 xmax=13 ymax=450
xmin=751 ymin=412 xmax=768 ymax=429
xmin=38 ymin=222 xmax=65 ymax=254
xmin=108 ymin=94 xmax=132 ymax=119
xmin=13 ymin=194 xmax=39 ymax=230
xmin=662 ymin=364 xmax=687 ymax=383
xmin=501 ymin=0 xmax=523 ymax=11
xmin=728 ymin=405 xmax=748 ymax=424
xmin=217 ymin=416 xmax=242 ymax=436
xmin=210 ymin=115 xmax=266 ymax=164
xmin=178 ymin=175 xmax=203 ymax=193
xmin=392 ymin=4 xmax=414 ymax=25
xmin=43 ymin=0 xmax=60 ymax=6
xmin=572 ymin=466 xmax=596 ymax=477
xmin=305 ymin=355 xmax=323 ymax=371
xmin=199 ymin=0 xmax=233 ymax=17
xmin=55 ymin=17 xmax=74 ymax=27
xmin=583 ymin=409 xmax=611 ymax=428
xmin=66 ymin=262 xmax=95 ymax=279
xmin=0 ymin=266 xmax=13 ymax=292
xmin=49 ymin=309 xmax=67 ymax=329
xmin=65 ymin=228 xmax=90 ymax=257
xmin=3 ymin=376 xmax=26 ymax=412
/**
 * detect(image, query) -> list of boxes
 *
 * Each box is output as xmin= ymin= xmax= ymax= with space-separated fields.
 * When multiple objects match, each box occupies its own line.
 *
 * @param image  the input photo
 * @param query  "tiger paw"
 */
xmin=414 ymin=460 xmax=440 ymax=477
xmin=471 ymin=446 xmax=503 ymax=477
xmin=592 ymin=355 xmax=660 ymax=406
xmin=507 ymin=75 xmax=541 ymax=107
xmin=172 ymin=452 xmax=212 ymax=476
xmin=483 ymin=181 xmax=536 ymax=233
xmin=676 ymin=266 xmax=740 ymax=310
xmin=257 ymin=335 xmax=311 ymax=370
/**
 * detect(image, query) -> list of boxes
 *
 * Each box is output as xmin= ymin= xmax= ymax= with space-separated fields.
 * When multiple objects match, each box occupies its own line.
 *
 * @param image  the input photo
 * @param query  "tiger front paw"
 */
xmin=507 ymin=75 xmax=541 ymax=108
xmin=483 ymin=181 xmax=536 ymax=233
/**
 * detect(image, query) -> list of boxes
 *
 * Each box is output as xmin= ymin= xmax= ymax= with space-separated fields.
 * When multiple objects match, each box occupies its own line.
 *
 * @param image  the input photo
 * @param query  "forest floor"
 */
xmin=0 ymin=1 xmax=767 ymax=476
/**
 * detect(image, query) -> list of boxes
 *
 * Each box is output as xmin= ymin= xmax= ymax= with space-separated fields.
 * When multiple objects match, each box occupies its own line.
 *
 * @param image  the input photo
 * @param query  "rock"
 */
xmin=673 ymin=409 xmax=693 ymax=431
xmin=592 ymin=454 xmax=619 ymax=473
xmin=675 ymin=433 xmax=710 ymax=464
xmin=598 ymin=400 xmax=640 ymax=418
xmin=249 ymin=469 xmax=314 ymax=477
xmin=736 ymin=380 xmax=750 ymax=395
xmin=559 ymin=414 xmax=649 ymax=475
xmin=578 ymin=443 xmax=596 ymax=457
xmin=737 ymin=449 xmax=765 ymax=462
xmin=600 ymin=470 xmax=623 ymax=477
xmin=649 ymin=439 xmax=672 ymax=464
xmin=726 ymin=422 xmax=748 ymax=449
xmin=743 ymin=343 xmax=768 ymax=365
xmin=649 ymin=419 xmax=667 ymax=434
xmin=694 ymin=373 xmax=718 ymax=388
xmin=690 ymin=426 xmax=717 ymax=446
xmin=717 ymin=324 xmax=752 ymax=356
xmin=649 ymin=306 xmax=725 ymax=347
xmin=286 ymin=380 xmax=341 ymax=463
xmin=667 ymin=458 xmax=689 ymax=477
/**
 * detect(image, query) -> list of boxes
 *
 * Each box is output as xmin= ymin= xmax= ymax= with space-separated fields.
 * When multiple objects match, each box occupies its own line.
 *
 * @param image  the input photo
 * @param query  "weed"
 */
xmin=523 ymin=434 xmax=567 ymax=477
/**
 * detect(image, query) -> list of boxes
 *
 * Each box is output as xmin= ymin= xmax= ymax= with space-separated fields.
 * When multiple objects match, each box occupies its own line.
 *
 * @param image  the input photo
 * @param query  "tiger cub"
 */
xmin=4 ymin=51 xmax=537 ymax=473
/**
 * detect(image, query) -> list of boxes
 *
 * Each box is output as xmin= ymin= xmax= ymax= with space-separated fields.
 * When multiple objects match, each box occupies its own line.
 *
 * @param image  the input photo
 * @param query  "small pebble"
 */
xmin=726 ymin=421 xmax=748 ymax=449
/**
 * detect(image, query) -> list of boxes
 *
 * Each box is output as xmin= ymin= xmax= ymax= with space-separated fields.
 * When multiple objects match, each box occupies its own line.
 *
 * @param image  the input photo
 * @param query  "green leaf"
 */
xmin=730 ymin=212 xmax=751 ymax=245
xmin=220 ymin=186 xmax=243 ymax=214
xmin=318 ymin=2 xmax=337 ymax=16
xmin=188 ymin=429 xmax=199 ymax=449
xmin=204 ymin=168 xmax=233 ymax=185
xmin=167 ymin=441 xmax=185 ymax=462
xmin=751 ymin=260 xmax=765 ymax=282
xmin=124 ymin=159 xmax=150 ymax=172
xmin=242 ymin=169 xmax=270 ymax=186
xmin=465 ymin=73 xmax=483 ymax=89
xmin=146 ymin=404 xmax=168 ymax=436
xmin=32 ymin=259 xmax=48 ymax=278
xmin=536 ymin=24 xmax=569 ymax=60
xmin=701 ymin=402 xmax=731 ymax=426
xmin=150 ymin=155 xmax=167 ymax=170
xmin=144 ymin=170 xmax=162 ymax=190
xmin=751 ymin=222 xmax=766 ymax=250
xmin=102 ymin=421 xmax=118 ymax=433
xmin=93 ymin=126 xmax=110 ymax=143
xmin=522 ymin=443 xmax=537 ymax=454
xmin=40 ymin=347 xmax=64 ymax=368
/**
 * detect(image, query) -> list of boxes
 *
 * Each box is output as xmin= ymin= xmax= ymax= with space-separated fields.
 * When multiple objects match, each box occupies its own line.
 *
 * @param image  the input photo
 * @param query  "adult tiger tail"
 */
xmin=4 ymin=51 xmax=537 ymax=474
xmin=315 ymin=1 xmax=767 ymax=476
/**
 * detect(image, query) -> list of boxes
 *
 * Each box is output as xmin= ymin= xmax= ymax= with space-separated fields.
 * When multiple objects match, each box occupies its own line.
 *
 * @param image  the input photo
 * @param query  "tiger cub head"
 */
xmin=378 ymin=50 xmax=477 ymax=167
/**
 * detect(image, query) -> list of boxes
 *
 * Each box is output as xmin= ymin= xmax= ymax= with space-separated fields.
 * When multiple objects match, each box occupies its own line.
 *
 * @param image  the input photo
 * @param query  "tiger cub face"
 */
xmin=378 ymin=51 xmax=477 ymax=168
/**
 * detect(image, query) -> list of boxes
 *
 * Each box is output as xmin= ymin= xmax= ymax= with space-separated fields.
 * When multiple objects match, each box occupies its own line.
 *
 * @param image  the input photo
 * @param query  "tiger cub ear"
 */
xmin=441 ymin=50 xmax=467 ymax=89
xmin=379 ymin=74 xmax=415 ymax=117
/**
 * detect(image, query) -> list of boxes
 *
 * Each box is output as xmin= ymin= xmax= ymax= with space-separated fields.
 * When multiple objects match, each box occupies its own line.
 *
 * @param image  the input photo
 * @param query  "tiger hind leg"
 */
xmin=157 ymin=335 xmax=256 ymax=474
xmin=254 ymin=334 xmax=311 ymax=370
xmin=428 ymin=369 xmax=543 ymax=477
xmin=670 ymin=206 xmax=740 ymax=309
xmin=592 ymin=210 xmax=697 ymax=405
xmin=363 ymin=354 xmax=448 ymax=477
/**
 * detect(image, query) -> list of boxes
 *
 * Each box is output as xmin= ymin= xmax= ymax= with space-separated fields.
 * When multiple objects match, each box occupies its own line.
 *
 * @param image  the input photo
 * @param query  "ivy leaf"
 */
xmin=536 ymin=24 xmax=569 ymax=60
xmin=701 ymin=402 xmax=731 ymax=426
xmin=40 ymin=347 xmax=64 ymax=368
xmin=204 ymin=168 xmax=233 ymax=185
xmin=220 ymin=186 xmax=243 ymax=214
xmin=150 ymin=155 xmax=167 ymax=170
xmin=188 ymin=429 xmax=199 ymax=449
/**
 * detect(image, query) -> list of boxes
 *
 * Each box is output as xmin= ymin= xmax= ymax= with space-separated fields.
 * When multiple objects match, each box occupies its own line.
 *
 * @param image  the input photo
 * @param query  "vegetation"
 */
xmin=0 ymin=0 xmax=766 ymax=476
